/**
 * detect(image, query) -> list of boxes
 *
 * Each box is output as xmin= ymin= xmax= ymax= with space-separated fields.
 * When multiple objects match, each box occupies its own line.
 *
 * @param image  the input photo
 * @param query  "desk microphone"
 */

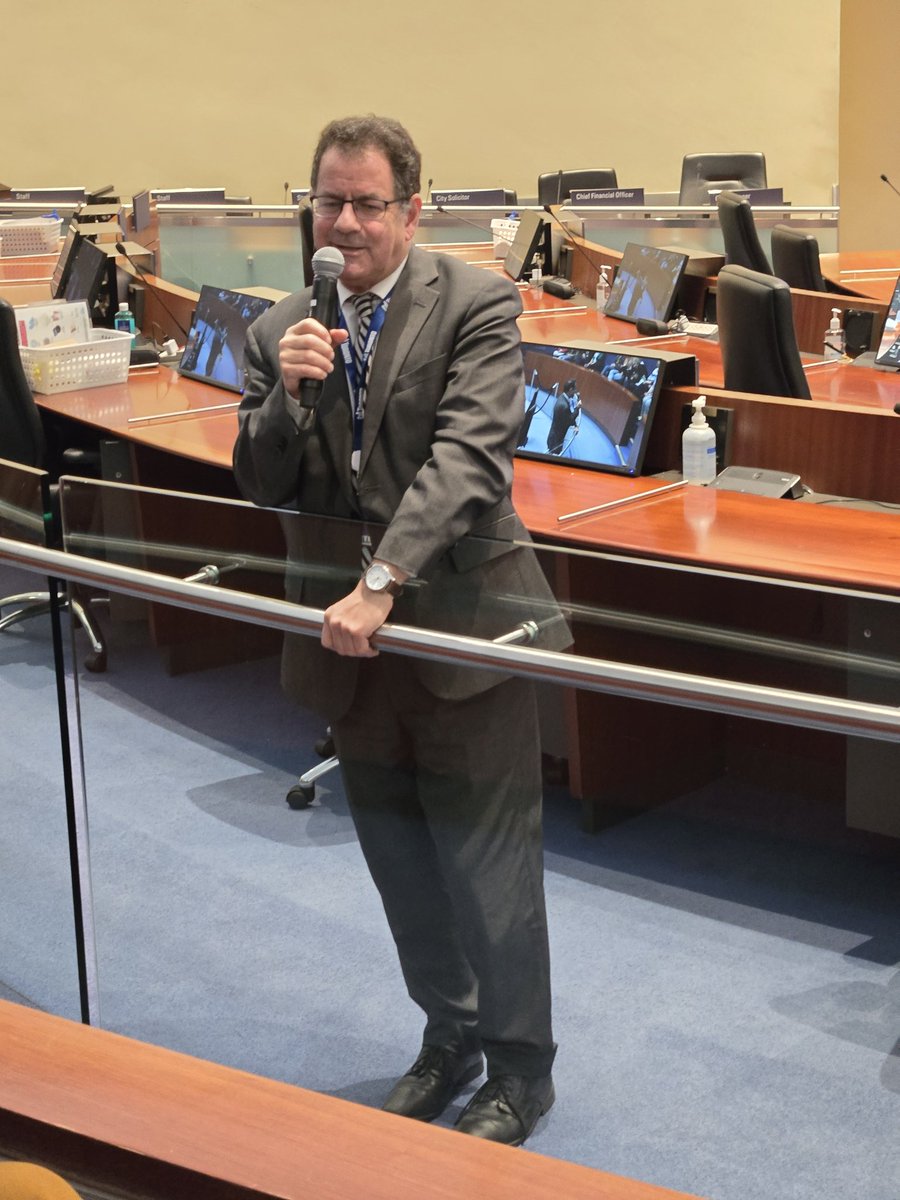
xmin=115 ymin=241 xmax=191 ymax=342
xmin=880 ymin=173 xmax=900 ymax=199
xmin=541 ymin=201 xmax=616 ymax=296
xmin=635 ymin=318 xmax=672 ymax=336
xmin=425 ymin=177 xmax=433 ymax=203
xmin=300 ymin=246 xmax=345 ymax=409
xmin=434 ymin=205 xmax=493 ymax=235
xmin=894 ymin=401 xmax=900 ymax=415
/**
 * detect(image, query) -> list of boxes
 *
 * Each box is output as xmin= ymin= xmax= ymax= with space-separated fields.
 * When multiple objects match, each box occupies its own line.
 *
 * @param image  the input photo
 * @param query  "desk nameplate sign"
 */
xmin=570 ymin=188 xmax=645 ymax=206
xmin=725 ymin=187 xmax=785 ymax=206
xmin=432 ymin=189 xmax=508 ymax=206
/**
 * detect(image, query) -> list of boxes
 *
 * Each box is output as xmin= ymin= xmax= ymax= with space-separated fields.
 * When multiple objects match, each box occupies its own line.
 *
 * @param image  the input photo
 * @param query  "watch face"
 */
xmin=365 ymin=563 xmax=391 ymax=591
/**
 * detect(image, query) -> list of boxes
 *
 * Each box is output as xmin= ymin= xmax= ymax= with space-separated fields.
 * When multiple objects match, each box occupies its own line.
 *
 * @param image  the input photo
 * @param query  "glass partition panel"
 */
xmin=150 ymin=204 xmax=840 ymax=298
xmin=52 ymin=475 xmax=900 ymax=1200
xmin=0 ymin=458 xmax=83 ymax=1020
xmin=156 ymin=210 xmax=305 ymax=293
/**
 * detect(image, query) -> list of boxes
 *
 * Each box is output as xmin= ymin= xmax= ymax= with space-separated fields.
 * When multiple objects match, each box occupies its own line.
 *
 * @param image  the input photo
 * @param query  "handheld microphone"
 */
xmin=300 ymin=246 xmax=345 ymax=409
xmin=880 ymin=173 xmax=900 ymax=199
xmin=115 ymin=241 xmax=191 ymax=342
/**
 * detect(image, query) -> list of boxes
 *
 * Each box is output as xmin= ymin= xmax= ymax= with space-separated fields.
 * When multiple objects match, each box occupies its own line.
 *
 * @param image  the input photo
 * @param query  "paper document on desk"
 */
xmin=14 ymin=299 xmax=92 ymax=348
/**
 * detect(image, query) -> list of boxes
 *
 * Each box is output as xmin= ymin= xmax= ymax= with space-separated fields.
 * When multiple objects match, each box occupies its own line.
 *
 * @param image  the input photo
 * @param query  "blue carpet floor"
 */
xmin=1 ymin=579 xmax=898 ymax=1200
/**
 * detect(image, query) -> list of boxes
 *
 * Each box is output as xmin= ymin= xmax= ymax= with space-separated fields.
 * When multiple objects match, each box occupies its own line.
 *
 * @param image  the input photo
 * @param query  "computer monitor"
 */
xmin=516 ymin=341 xmax=665 ymax=476
xmin=874 ymin=276 xmax=900 ymax=368
xmin=603 ymin=243 xmax=688 ymax=324
xmin=62 ymin=236 xmax=109 ymax=311
xmin=51 ymin=227 xmax=83 ymax=298
xmin=503 ymin=211 xmax=547 ymax=283
xmin=177 ymin=285 xmax=275 ymax=393
xmin=132 ymin=189 xmax=152 ymax=233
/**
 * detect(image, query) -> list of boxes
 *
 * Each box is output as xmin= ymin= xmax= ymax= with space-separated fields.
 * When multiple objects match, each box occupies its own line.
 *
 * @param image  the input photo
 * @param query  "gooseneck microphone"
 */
xmin=880 ymin=173 xmax=900 ymax=199
xmin=300 ymin=246 xmax=345 ymax=409
xmin=115 ymin=241 xmax=191 ymax=342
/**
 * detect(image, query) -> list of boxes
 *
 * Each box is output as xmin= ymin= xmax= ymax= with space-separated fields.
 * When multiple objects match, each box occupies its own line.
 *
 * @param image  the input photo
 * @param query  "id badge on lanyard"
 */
xmin=338 ymin=295 xmax=391 ymax=476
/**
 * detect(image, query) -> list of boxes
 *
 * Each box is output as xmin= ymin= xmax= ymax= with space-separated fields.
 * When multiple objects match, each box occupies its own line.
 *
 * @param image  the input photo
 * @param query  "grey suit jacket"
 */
xmin=233 ymin=247 xmax=570 ymax=719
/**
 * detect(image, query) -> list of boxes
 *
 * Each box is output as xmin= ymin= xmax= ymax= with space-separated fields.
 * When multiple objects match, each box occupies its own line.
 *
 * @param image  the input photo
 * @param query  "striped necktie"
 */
xmin=350 ymin=291 xmax=378 ymax=364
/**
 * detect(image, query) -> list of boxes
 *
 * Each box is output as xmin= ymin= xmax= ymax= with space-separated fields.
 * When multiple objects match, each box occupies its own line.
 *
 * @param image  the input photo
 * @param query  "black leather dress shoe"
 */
xmin=454 ymin=1073 xmax=555 ymax=1145
xmin=382 ymin=1045 xmax=484 ymax=1122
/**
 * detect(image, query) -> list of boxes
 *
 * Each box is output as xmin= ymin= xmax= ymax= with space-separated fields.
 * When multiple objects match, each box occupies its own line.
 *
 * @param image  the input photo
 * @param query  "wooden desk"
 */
xmin=35 ymin=269 xmax=898 ymax=838
xmin=0 ymin=999 xmax=700 ymax=1200
xmin=820 ymin=249 xmax=900 ymax=302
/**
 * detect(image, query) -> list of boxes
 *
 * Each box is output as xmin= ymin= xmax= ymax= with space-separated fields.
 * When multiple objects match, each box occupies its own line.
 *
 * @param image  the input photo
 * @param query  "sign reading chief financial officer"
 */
xmin=569 ymin=188 xmax=645 ymax=206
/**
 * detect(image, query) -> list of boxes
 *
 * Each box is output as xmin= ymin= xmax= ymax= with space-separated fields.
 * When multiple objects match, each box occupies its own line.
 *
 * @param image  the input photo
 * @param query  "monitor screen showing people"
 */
xmin=603 ymin=243 xmax=688 ymax=324
xmin=517 ymin=342 xmax=665 ymax=476
xmin=178 ymin=285 xmax=275 ymax=393
xmin=874 ymin=275 xmax=900 ymax=368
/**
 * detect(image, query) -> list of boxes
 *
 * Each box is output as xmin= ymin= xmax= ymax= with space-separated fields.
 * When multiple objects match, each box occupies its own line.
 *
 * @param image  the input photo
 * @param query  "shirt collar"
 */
xmin=337 ymin=255 xmax=408 ymax=308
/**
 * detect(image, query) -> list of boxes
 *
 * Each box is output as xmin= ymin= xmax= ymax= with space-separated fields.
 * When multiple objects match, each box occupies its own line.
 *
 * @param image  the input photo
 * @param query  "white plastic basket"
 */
xmin=20 ymin=328 xmax=132 ymax=394
xmin=0 ymin=217 xmax=62 ymax=257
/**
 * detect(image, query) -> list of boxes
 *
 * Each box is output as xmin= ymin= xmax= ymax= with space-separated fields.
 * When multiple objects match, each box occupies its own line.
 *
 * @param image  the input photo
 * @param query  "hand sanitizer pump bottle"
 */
xmin=682 ymin=396 xmax=717 ymax=484
xmin=823 ymin=308 xmax=846 ymax=360
xmin=596 ymin=265 xmax=611 ymax=309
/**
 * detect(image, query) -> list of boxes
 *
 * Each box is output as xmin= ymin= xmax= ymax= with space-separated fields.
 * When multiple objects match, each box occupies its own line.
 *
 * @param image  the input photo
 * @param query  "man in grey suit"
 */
xmin=233 ymin=115 xmax=569 ymax=1146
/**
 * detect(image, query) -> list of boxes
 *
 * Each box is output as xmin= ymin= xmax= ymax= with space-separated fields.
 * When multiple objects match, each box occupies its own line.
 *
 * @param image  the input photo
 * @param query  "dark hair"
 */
xmin=310 ymin=115 xmax=422 ymax=201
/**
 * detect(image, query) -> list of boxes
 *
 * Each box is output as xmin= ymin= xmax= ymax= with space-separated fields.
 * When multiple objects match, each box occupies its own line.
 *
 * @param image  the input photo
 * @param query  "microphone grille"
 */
xmin=311 ymin=246 xmax=345 ymax=278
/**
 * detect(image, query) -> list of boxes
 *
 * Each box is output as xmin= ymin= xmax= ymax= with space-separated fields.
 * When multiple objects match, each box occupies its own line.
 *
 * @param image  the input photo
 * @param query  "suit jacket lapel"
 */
xmin=358 ymin=250 xmax=438 ymax=477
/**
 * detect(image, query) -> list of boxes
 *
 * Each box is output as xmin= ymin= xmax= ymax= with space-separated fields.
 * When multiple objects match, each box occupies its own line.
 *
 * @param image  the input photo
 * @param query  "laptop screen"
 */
xmin=178 ymin=286 xmax=275 ymax=393
xmin=604 ymin=243 xmax=688 ymax=324
xmin=517 ymin=342 xmax=665 ymax=476
xmin=874 ymin=276 xmax=900 ymax=368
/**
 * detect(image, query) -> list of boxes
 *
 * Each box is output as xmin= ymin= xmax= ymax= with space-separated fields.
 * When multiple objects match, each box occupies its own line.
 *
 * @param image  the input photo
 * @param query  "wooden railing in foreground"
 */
xmin=0 ymin=1000 xmax=704 ymax=1200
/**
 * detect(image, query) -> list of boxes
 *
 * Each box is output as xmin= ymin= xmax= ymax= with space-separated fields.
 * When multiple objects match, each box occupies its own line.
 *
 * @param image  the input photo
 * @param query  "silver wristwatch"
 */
xmin=363 ymin=562 xmax=403 ymax=597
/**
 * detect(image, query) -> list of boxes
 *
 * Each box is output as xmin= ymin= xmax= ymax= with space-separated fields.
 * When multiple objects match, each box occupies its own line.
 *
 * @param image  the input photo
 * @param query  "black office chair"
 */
xmin=716 ymin=264 xmax=811 ymax=399
xmin=770 ymin=223 xmax=828 ymax=291
xmin=0 ymin=298 xmax=107 ymax=670
xmin=537 ymin=169 xmax=618 ymax=205
xmin=678 ymin=152 xmax=767 ymax=206
xmin=716 ymin=190 xmax=773 ymax=274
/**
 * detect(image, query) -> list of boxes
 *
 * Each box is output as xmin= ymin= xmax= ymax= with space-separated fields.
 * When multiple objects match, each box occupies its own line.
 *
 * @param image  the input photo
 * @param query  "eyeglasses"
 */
xmin=310 ymin=195 xmax=408 ymax=222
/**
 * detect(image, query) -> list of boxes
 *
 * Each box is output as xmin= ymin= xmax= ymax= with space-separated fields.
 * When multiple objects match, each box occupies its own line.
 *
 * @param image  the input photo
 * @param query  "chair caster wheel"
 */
xmin=84 ymin=650 xmax=107 ymax=673
xmin=286 ymin=784 xmax=315 ymax=810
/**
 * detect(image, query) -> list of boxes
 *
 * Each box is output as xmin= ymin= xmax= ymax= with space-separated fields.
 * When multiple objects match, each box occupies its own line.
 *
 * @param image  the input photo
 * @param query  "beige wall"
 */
xmin=3 ymin=1 xmax=839 ymax=206
xmin=838 ymin=0 xmax=900 ymax=249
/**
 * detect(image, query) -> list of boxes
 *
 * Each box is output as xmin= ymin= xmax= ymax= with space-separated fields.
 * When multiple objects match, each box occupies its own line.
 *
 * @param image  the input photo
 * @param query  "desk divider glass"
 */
xmin=148 ymin=203 xmax=840 ymax=294
xmin=1 ymin=471 xmax=897 ymax=1052
xmin=0 ymin=459 xmax=83 ymax=1022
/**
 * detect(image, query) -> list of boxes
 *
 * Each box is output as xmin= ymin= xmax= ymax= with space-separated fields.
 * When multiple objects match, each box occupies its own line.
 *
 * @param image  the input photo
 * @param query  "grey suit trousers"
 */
xmin=332 ymin=653 xmax=556 ymax=1078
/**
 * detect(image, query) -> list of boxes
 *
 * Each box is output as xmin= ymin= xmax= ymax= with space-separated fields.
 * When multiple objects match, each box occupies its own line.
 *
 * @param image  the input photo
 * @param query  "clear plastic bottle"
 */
xmin=595 ymin=265 xmax=611 ymax=310
xmin=114 ymin=301 xmax=136 ymax=340
xmin=682 ymin=396 xmax=717 ymax=484
xmin=529 ymin=255 xmax=543 ymax=294
xmin=823 ymin=307 xmax=845 ymax=360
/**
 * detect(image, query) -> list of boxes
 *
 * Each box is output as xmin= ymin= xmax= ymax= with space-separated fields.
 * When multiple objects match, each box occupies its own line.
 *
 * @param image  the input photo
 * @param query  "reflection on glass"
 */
xmin=0 ymin=477 xmax=81 ymax=1017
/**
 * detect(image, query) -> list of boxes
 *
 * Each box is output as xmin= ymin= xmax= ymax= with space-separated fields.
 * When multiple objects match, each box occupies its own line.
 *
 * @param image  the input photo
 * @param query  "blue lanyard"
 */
xmin=338 ymin=294 xmax=392 ymax=458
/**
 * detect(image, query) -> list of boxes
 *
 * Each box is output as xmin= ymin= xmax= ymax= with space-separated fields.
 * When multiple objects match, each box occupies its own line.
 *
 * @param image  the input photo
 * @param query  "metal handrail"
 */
xmin=1 ymin=534 xmax=898 ymax=743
